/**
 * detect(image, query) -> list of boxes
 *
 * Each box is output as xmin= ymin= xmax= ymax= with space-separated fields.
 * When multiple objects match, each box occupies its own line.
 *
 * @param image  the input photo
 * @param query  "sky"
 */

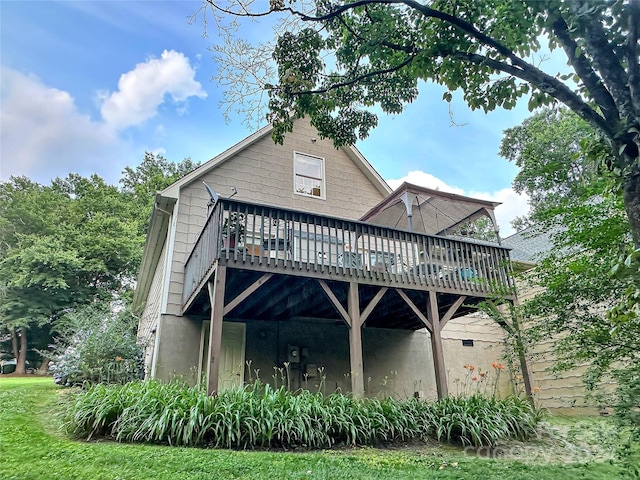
xmin=0 ymin=1 xmax=569 ymax=237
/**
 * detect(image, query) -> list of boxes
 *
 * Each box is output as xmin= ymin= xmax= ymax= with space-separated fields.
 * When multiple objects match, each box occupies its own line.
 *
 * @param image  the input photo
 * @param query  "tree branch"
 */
xmin=574 ymin=1 xmax=636 ymax=126
xmin=280 ymin=54 xmax=416 ymax=95
xmin=627 ymin=0 xmax=640 ymax=116
xmin=447 ymin=51 xmax=611 ymax=137
xmin=551 ymin=14 xmax=619 ymax=130
xmin=335 ymin=7 xmax=417 ymax=55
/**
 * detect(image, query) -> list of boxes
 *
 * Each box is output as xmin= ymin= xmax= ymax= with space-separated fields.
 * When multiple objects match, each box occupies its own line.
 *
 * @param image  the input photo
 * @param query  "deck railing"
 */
xmin=182 ymin=198 xmax=514 ymax=310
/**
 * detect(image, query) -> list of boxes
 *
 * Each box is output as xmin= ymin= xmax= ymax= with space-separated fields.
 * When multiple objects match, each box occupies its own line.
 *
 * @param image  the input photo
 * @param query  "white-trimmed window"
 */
xmin=294 ymin=152 xmax=325 ymax=199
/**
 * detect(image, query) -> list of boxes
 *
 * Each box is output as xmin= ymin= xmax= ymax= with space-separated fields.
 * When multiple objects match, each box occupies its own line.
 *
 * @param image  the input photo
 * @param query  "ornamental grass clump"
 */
xmin=428 ymin=395 xmax=542 ymax=447
xmin=62 ymin=380 xmax=543 ymax=449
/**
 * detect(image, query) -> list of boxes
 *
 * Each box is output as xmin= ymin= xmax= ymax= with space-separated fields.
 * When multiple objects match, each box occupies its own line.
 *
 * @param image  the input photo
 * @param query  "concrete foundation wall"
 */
xmin=239 ymin=319 xmax=439 ymax=399
xmin=443 ymin=315 xmax=513 ymax=397
xmin=153 ymin=314 xmax=202 ymax=385
xmin=151 ymin=315 xmax=510 ymax=400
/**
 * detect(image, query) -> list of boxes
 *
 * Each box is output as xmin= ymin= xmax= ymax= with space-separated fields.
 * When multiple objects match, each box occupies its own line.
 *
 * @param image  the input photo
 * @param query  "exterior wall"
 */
xmin=444 ymin=276 xmax=613 ymax=413
xmin=517 ymin=279 xmax=613 ymax=413
xmin=149 ymin=313 xmax=508 ymax=400
xmin=166 ymin=118 xmax=387 ymax=316
xmin=528 ymin=339 xmax=614 ymax=413
xmin=363 ymin=327 xmax=437 ymax=399
xmin=442 ymin=315 xmax=513 ymax=397
xmin=241 ymin=319 xmax=438 ymax=399
xmin=137 ymin=240 xmax=167 ymax=375
xmin=153 ymin=313 xmax=202 ymax=385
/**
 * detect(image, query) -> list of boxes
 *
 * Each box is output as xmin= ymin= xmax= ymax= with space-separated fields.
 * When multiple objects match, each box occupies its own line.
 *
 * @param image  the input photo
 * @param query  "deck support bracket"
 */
xmin=360 ymin=287 xmax=388 ymax=325
xmin=318 ymin=280 xmax=350 ymax=326
xmin=223 ymin=273 xmax=273 ymax=316
xmin=397 ymin=289 xmax=432 ymax=333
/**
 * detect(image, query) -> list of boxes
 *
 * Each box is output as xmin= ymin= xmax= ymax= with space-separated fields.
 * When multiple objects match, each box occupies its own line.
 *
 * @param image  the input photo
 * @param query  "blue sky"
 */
xmin=0 ymin=1 xmax=568 ymax=236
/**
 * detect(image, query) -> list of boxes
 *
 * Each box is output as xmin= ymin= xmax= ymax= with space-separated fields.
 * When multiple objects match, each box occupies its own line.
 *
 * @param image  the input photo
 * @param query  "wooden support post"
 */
xmin=207 ymin=265 xmax=227 ymax=396
xmin=347 ymin=282 xmax=364 ymax=397
xmin=427 ymin=290 xmax=448 ymax=399
xmin=510 ymin=307 xmax=536 ymax=403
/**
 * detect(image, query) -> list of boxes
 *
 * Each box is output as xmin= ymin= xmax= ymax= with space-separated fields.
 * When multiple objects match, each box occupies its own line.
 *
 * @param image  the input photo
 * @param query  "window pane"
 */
xmin=294 ymin=153 xmax=324 ymax=197
xmin=295 ymin=176 xmax=322 ymax=196
xmin=296 ymin=155 xmax=322 ymax=178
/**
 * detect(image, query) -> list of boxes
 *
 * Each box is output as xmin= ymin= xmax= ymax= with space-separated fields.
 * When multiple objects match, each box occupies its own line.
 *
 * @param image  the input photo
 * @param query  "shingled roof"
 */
xmin=502 ymin=225 xmax=554 ymax=264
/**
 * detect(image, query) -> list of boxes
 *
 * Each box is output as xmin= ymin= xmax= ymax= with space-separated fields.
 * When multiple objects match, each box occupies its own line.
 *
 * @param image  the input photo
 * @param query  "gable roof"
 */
xmin=133 ymin=119 xmax=391 ymax=310
xmin=161 ymin=120 xmax=391 ymax=199
xmin=360 ymin=182 xmax=501 ymax=236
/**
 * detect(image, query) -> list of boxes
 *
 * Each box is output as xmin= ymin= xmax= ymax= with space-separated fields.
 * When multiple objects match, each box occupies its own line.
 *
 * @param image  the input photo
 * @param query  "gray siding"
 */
xmin=166 ymin=118 xmax=387 ymax=315
xmin=138 ymin=240 xmax=167 ymax=374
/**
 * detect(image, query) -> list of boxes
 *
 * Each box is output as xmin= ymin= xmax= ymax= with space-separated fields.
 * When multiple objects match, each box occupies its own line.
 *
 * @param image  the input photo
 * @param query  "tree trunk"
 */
xmin=14 ymin=326 xmax=27 ymax=375
xmin=11 ymin=329 xmax=19 ymax=361
xmin=623 ymin=163 xmax=640 ymax=248
xmin=38 ymin=358 xmax=51 ymax=375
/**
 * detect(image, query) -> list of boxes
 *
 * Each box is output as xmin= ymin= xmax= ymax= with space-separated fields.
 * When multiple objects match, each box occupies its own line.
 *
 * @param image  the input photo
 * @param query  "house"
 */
xmin=134 ymin=118 xmax=515 ymax=399
xmin=502 ymin=226 xmax=614 ymax=414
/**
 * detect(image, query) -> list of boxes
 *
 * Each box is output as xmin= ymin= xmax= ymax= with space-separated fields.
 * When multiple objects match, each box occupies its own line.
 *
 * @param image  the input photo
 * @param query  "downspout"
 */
xmin=150 ymin=200 xmax=176 ymax=379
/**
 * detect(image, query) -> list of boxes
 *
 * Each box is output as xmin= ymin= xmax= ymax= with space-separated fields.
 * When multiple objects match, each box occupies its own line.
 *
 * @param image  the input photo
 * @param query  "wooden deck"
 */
xmin=184 ymin=198 xmax=515 ymax=398
xmin=182 ymin=198 xmax=514 ymax=315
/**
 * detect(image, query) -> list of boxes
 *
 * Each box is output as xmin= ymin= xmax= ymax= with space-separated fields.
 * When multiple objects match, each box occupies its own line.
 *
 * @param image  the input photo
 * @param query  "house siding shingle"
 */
xmin=138 ymin=239 xmax=167 ymax=373
xmin=165 ymin=119 xmax=387 ymax=315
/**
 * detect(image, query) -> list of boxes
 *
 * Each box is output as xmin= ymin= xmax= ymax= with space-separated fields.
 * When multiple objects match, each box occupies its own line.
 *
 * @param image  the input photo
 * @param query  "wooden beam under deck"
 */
xmin=318 ymin=279 xmax=350 ymax=325
xmin=223 ymin=273 xmax=273 ymax=316
xmin=360 ymin=287 xmax=388 ymax=325
xmin=206 ymin=265 xmax=227 ymax=396
xmin=347 ymin=282 xmax=364 ymax=397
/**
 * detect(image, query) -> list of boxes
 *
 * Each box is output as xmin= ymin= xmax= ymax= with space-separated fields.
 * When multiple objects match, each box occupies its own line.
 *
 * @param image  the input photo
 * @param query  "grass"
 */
xmin=0 ymin=376 xmax=632 ymax=480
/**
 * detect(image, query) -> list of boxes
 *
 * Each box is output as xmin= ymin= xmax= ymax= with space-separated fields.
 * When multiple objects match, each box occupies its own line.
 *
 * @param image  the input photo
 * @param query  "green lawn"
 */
xmin=0 ymin=376 xmax=629 ymax=480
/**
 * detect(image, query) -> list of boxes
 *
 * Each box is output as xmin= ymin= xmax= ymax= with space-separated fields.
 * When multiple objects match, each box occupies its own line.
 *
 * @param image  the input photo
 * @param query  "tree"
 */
xmin=120 ymin=152 xmax=199 ymax=234
xmin=498 ymin=108 xmax=638 ymax=427
xmin=500 ymin=107 xmax=597 ymax=227
xmin=0 ymin=177 xmax=74 ymax=373
xmin=0 ymin=155 xmax=199 ymax=374
xmin=0 ymin=175 xmax=142 ymax=373
xmin=204 ymin=0 xmax=640 ymax=246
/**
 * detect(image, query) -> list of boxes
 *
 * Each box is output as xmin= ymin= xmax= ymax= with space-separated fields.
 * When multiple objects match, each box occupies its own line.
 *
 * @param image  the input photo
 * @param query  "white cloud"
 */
xmin=100 ymin=49 xmax=207 ymax=130
xmin=387 ymin=170 xmax=465 ymax=195
xmin=387 ymin=170 xmax=529 ymax=237
xmin=0 ymin=69 xmax=123 ymax=182
xmin=469 ymin=187 xmax=530 ymax=238
xmin=1 ymin=50 xmax=206 ymax=183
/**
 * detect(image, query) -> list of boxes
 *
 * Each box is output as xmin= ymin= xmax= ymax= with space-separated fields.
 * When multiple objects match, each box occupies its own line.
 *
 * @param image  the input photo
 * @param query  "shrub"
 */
xmin=50 ymin=305 xmax=144 ymax=385
xmin=62 ymin=381 xmax=543 ymax=449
